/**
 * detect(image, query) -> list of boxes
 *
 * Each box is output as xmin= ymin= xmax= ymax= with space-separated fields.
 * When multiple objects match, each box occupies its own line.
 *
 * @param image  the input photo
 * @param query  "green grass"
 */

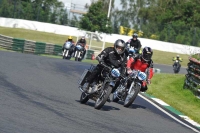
xmin=147 ymin=73 xmax=200 ymax=123
xmin=0 ymin=26 xmax=191 ymax=67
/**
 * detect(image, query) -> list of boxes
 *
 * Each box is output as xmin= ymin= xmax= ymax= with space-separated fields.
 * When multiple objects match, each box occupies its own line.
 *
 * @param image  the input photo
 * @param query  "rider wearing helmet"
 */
xmin=126 ymin=46 xmax=154 ymax=92
xmin=62 ymin=36 xmax=76 ymax=58
xmin=74 ymin=36 xmax=87 ymax=59
xmin=126 ymin=33 xmax=142 ymax=54
xmin=172 ymin=55 xmax=183 ymax=68
xmin=62 ymin=36 xmax=75 ymax=51
xmin=173 ymin=55 xmax=183 ymax=62
xmin=84 ymin=39 xmax=128 ymax=94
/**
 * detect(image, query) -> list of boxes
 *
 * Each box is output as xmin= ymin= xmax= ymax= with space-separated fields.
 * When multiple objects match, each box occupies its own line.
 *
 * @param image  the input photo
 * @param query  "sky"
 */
xmin=59 ymin=0 xmax=120 ymax=10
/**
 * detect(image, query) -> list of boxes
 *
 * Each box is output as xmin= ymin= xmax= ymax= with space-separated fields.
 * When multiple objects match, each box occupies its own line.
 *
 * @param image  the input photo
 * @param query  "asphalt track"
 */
xmin=0 ymin=51 xmax=198 ymax=133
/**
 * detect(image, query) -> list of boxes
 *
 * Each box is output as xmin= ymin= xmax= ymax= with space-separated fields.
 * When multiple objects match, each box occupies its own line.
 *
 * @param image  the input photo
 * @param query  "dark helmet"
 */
xmin=132 ymin=33 xmax=138 ymax=38
xmin=142 ymin=47 xmax=153 ymax=61
xmin=114 ymin=39 xmax=126 ymax=55
xmin=80 ymin=36 xmax=86 ymax=43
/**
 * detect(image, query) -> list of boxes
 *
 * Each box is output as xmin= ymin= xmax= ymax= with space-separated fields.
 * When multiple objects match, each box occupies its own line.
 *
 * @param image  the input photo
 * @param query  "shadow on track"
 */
xmin=75 ymin=100 xmax=120 ymax=111
xmin=115 ymin=101 xmax=146 ymax=110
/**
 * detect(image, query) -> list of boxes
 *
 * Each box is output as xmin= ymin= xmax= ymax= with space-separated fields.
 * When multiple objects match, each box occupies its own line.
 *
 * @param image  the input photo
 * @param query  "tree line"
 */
xmin=0 ymin=0 xmax=200 ymax=46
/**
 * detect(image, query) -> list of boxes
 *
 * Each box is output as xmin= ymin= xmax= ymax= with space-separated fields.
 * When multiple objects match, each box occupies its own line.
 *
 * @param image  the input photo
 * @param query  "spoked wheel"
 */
xmin=124 ymin=83 xmax=140 ymax=108
xmin=112 ymin=92 xmax=119 ymax=103
xmin=94 ymin=83 xmax=112 ymax=110
xmin=80 ymin=83 xmax=89 ymax=104
xmin=62 ymin=51 xmax=67 ymax=59
xmin=80 ymin=92 xmax=89 ymax=104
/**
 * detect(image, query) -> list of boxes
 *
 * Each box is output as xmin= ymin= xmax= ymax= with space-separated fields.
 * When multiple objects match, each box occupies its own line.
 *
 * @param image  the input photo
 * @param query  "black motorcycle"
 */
xmin=62 ymin=41 xmax=74 ymax=60
xmin=74 ymin=43 xmax=84 ymax=61
xmin=78 ymin=64 xmax=121 ymax=109
xmin=112 ymin=69 xmax=147 ymax=107
xmin=173 ymin=60 xmax=181 ymax=73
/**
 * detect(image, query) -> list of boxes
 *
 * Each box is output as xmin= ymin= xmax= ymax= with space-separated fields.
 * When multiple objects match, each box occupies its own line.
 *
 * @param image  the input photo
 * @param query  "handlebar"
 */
xmin=99 ymin=62 xmax=112 ymax=70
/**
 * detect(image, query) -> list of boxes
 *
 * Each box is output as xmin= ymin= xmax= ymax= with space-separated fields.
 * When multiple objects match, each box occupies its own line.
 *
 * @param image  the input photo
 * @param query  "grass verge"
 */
xmin=148 ymin=73 xmax=200 ymax=123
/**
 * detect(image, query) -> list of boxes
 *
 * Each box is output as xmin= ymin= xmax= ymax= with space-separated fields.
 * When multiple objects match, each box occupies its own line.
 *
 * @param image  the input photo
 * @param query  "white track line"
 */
xmin=138 ymin=94 xmax=200 ymax=133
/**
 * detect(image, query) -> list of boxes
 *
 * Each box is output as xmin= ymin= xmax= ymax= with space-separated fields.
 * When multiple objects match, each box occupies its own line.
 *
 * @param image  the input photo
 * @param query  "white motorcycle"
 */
xmin=74 ymin=43 xmax=84 ymax=62
xmin=62 ymin=41 xmax=73 ymax=60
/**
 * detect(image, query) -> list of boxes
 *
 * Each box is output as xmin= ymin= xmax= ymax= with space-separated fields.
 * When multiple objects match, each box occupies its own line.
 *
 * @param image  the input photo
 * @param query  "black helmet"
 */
xmin=114 ymin=39 xmax=126 ymax=55
xmin=142 ymin=47 xmax=153 ymax=61
xmin=132 ymin=33 xmax=138 ymax=38
xmin=80 ymin=36 xmax=86 ymax=43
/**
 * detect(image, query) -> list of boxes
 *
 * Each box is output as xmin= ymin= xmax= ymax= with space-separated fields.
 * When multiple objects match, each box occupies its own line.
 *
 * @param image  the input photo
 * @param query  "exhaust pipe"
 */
xmin=79 ymin=87 xmax=84 ymax=92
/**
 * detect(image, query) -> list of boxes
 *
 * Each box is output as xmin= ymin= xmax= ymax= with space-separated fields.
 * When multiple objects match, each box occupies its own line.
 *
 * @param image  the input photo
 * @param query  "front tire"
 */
xmin=62 ymin=50 xmax=67 ymax=59
xmin=94 ymin=83 xmax=112 ymax=109
xmin=124 ymin=83 xmax=140 ymax=108
xmin=80 ymin=92 xmax=89 ymax=104
xmin=112 ymin=92 xmax=119 ymax=103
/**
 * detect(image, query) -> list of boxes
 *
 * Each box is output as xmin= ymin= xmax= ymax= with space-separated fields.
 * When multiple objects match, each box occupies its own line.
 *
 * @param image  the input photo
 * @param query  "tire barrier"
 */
xmin=0 ymin=34 xmax=101 ymax=60
xmin=0 ymin=34 xmax=63 ymax=55
xmin=184 ymin=57 xmax=200 ymax=99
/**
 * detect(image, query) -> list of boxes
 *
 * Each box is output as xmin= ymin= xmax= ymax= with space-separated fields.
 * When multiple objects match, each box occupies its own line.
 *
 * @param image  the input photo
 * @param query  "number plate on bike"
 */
xmin=137 ymin=71 xmax=146 ymax=81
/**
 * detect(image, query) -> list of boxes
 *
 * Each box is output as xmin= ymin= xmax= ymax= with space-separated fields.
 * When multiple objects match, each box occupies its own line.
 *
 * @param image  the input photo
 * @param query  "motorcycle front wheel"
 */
xmin=112 ymin=92 xmax=119 ymax=103
xmin=94 ymin=83 xmax=112 ymax=110
xmin=124 ymin=83 xmax=140 ymax=108
xmin=80 ymin=92 xmax=89 ymax=104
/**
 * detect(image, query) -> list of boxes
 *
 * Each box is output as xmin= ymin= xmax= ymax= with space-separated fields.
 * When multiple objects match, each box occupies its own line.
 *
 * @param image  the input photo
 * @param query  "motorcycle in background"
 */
xmin=78 ymin=64 xmax=121 ymax=110
xmin=127 ymin=47 xmax=141 ymax=60
xmin=62 ymin=41 xmax=73 ymax=60
xmin=173 ymin=60 xmax=181 ymax=73
xmin=74 ymin=43 xmax=84 ymax=62
xmin=112 ymin=69 xmax=147 ymax=107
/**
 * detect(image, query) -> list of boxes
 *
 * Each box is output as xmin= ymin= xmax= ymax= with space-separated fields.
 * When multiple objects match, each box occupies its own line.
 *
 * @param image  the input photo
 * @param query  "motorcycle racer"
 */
xmin=126 ymin=47 xmax=154 ymax=92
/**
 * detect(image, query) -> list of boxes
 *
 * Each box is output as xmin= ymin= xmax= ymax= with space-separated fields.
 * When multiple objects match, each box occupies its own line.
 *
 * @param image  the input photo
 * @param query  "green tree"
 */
xmin=79 ymin=0 xmax=112 ymax=33
xmin=138 ymin=0 xmax=200 ymax=46
xmin=0 ymin=0 xmax=13 ymax=17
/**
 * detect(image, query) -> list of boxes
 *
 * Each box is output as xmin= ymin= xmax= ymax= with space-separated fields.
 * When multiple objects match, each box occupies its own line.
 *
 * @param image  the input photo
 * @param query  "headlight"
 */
xmin=111 ymin=68 xmax=120 ymax=78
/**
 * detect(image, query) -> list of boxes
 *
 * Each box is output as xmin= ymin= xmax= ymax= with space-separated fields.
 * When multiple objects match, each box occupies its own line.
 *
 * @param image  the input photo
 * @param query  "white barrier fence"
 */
xmin=1 ymin=17 xmax=200 ymax=55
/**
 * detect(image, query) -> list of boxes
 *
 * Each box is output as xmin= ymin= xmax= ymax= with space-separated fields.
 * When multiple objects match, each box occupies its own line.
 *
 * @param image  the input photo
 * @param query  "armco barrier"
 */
xmin=184 ymin=57 xmax=200 ymax=98
xmin=0 ymin=34 xmax=97 ymax=58
xmin=0 ymin=34 xmax=63 ymax=55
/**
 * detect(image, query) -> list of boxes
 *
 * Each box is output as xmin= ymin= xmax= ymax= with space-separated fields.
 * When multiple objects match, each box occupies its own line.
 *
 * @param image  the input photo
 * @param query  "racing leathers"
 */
xmin=86 ymin=47 xmax=127 ymax=92
xmin=126 ymin=38 xmax=142 ymax=54
xmin=127 ymin=55 xmax=154 ymax=92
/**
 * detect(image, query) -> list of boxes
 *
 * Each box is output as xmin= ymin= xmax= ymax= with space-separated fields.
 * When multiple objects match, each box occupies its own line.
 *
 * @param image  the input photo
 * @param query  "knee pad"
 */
xmin=140 ymin=85 xmax=148 ymax=92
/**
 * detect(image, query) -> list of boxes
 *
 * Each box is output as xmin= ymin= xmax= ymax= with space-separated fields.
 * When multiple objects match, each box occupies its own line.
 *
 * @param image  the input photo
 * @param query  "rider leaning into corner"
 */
xmin=125 ymin=33 xmax=142 ymax=54
xmin=74 ymin=36 xmax=87 ymax=60
xmin=172 ymin=55 xmax=183 ymax=67
xmin=84 ymin=39 xmax=128 ymax=99
xmin=126 ymin=47 xmax=154 ymax=92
